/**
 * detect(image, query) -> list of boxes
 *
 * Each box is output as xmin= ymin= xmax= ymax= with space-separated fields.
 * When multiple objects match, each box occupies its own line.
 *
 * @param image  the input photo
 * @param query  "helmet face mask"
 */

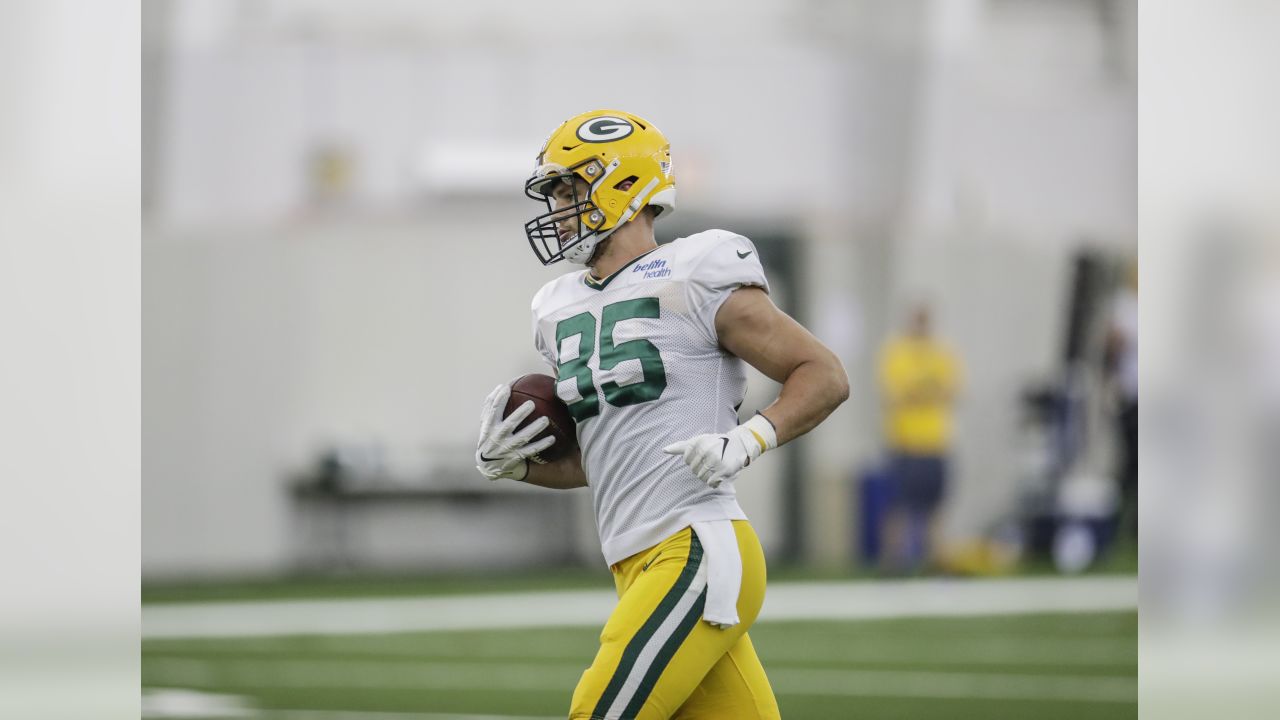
xmin=524 ymin=110 xmax=677 ymax=266
xmin=524 ymin=159 xmax=611 ymax=266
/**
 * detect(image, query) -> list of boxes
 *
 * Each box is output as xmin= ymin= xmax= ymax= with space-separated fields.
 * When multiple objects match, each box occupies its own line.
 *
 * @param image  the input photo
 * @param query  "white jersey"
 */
xmin=530 ymin=230 xmax=770 ymax=566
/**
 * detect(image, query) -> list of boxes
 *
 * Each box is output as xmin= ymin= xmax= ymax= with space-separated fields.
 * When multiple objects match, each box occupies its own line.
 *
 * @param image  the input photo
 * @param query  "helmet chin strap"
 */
xmin=562 ymin=176 xmax=661 ymax=266
xmin=562 ymin=228 xmax=606 ymax=265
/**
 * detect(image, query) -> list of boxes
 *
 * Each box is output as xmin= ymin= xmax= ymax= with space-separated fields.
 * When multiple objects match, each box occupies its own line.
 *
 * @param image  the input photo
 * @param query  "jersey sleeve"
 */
xmin=530 ymin=286 xmax=557 ymax=368
xmin=684 ymin=231 xmax=770 ymax=343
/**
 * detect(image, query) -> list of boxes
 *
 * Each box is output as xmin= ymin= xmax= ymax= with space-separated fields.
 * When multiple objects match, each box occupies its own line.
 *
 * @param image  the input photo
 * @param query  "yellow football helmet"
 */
xmin=524 ymin=109 xmax=676 ymax=265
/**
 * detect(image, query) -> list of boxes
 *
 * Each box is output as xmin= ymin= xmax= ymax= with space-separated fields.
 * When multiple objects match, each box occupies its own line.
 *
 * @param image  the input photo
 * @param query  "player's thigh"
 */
xmin=674 ymin=633 xmax=780 ymax=720
xmin=571 ymin=526 xmax=767 ymax=720
xmin=623 ymin=617 xmax=753 ymax=719
xmin=570 ymin=532 xmax=712 ymax=719
xmin=570 ymin=523 xmax=769 ymax=719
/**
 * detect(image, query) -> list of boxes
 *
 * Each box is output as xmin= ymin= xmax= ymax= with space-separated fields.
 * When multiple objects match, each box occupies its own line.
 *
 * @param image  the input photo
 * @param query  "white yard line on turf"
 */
xmin=143 ymin=576 xmax=1136 ymax=639
xmin=259 ymin=707 xmax=560 ymax=712
xmin=142 ymin=657 xmax=1136 ymax=705
xmin=771 ymin=667 xmax=1136 ymax=704
xmin=140 ymin=693 xmax=563 ymax=720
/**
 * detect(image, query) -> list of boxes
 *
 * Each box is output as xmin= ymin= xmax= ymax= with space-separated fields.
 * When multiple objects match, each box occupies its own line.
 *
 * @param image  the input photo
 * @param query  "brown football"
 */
xmin=504 ymin=373 xmax=578 ymax=464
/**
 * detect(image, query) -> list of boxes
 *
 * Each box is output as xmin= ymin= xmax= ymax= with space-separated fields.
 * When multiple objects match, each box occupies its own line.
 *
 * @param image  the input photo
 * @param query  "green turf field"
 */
xmin=143 ymin=611 xmax=1136 ymax=719
xmin=140 ymin=541 xmax=1139 ymax=605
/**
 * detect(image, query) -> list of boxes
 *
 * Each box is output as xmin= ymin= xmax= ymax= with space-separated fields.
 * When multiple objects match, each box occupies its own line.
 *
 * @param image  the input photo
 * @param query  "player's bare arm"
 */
xmin=663 ymin=284 xmax=849 ymax=488
xmin=715 ymin=286 xmax=850 ymax=444
xmin=522 ymin=447 xmax=588 ymax=489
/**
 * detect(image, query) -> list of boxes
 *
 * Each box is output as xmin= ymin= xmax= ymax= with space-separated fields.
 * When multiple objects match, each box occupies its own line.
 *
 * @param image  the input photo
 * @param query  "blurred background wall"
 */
xmin=142 ymin=0 xmax=1136 ymax=579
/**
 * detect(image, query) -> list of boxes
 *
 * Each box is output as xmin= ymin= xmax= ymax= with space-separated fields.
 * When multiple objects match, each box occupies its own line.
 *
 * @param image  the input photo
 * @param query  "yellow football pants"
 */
xmin=569 ymin=520 xmax=781 ymax=720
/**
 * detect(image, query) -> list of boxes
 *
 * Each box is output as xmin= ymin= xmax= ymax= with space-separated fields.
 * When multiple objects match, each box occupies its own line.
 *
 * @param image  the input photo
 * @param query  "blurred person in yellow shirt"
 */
xmin=878 ymin=304 xmax=961 ymax=573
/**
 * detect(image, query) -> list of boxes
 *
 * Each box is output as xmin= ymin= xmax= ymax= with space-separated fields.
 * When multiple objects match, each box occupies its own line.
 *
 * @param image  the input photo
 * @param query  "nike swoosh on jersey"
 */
xmin=736 ymin=250 xmax=752 ymax=259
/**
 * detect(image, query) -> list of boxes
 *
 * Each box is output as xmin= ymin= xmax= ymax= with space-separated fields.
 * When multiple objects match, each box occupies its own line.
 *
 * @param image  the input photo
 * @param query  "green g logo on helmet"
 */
xmin=576 ymin=116 xmax=634 ymax=143
xmin=525 ymin=109 xmax=677 ymax=266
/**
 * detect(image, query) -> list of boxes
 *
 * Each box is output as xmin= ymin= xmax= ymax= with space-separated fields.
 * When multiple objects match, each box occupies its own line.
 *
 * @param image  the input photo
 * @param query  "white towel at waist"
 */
xmin=691 ymin=520 xmax=742 ymax=629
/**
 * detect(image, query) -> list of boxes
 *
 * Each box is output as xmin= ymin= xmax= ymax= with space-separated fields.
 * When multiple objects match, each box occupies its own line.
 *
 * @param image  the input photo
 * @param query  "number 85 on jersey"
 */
xmin=554 ymin=297 xmax=667 ymax=422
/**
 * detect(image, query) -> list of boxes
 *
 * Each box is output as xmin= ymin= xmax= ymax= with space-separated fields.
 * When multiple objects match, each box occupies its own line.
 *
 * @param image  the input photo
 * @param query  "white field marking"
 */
xmin=168 ymin=632 xmax=1134 ymax=666
xmin=147 ymin=635 xmax=1134 ymax=669
xmin=257 ymin=707 xmax=563 ymax=712
xmin=141 ymin=657 xmax=1135 ymax=705
xmin=143 ymin=576 xmax=1136 ymax=639
xmin=768 ymin=667 xmax=1137 ymax=704
xmin=177 ymin=627 xmax=1134 ymax=667
xmin=142 ymin=657 xmax=583 ymax=692
xmin=763 ymin=636 xmax=1135 ymax=667
xmin=144 ymin=587 xmax=613 ymax=639
xmin=142 ymin=688 xmax=253 ymax=717
xmin=199 ymin=635 xmax=595 ymax=661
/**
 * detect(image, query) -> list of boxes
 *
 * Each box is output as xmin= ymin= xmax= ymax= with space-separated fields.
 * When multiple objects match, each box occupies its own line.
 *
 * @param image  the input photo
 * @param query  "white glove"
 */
xmin=662 ymin=414 xmax=778 ymax=488
xmin=475 ymin=383 xmax=557 ymax=481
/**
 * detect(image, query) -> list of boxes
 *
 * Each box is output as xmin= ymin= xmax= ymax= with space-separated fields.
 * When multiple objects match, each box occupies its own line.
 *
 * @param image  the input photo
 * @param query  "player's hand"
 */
xmin=475 ymin=383 xmax=556 ymax=481
xmin=662 ymin=414 xmax=778 ymax=489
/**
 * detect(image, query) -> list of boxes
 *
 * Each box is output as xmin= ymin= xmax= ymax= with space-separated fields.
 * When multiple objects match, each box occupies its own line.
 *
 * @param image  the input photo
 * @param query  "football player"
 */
xmin=476 ymin=109 xmax=849 ymax=719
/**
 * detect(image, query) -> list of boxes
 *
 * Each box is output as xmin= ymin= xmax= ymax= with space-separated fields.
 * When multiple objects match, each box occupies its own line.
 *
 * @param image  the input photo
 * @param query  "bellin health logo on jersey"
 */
xmin=633 ymin=257 xmax=672 ymax=279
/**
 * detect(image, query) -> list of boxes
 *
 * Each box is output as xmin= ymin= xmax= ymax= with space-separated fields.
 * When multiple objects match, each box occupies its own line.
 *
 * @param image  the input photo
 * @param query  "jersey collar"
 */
xmin=582 ymin=246 xmax=661 ymax=291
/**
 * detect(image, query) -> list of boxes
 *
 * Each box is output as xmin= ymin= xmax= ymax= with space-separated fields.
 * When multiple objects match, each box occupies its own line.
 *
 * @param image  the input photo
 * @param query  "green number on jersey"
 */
xmin=600 ymin=298 xmax=667 ymax=406
xmin=555 ymin=312 xmax=599 ymax=422
xmin=553 ymin=297 xmax=668 ymax=422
